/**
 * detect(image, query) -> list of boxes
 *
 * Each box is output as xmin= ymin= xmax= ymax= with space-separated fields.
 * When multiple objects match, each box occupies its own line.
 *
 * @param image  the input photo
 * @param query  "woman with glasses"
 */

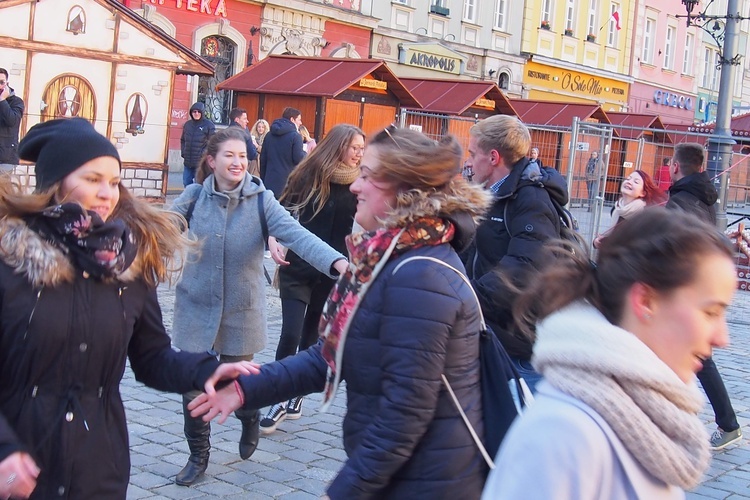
xmin=260 ymin=124 xmax=365 ymax=434
xmin=190 ymin=126 xmax=492 ymax=499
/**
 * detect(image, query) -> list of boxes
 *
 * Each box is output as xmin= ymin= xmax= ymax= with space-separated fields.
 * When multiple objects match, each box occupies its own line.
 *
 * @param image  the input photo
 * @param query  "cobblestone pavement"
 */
xmin=124 ymin=242 xmax=750 ymax=499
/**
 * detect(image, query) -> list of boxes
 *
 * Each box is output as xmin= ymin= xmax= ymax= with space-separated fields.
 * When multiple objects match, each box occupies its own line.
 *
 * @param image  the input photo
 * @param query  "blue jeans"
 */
xmin=697 ymin=357 xmax=739 ymax=432
xmin=183 ymin=165 xmax=196 ymax=187
xmin=510 ymin=356 xmax=542 ymax=394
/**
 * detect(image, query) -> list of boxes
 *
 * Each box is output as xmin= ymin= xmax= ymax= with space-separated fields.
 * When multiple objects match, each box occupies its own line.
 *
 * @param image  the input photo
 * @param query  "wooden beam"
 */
xmin=0 ymin=36 xmax=214 ymax=76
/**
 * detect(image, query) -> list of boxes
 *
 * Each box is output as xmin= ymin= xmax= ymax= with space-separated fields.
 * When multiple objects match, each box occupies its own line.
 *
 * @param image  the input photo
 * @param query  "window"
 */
xmin=432 ymin=0 xmax=447 ymax=6
xmin=702 ymin=47 xmax=711 ymax=87
xmin=565 ymin=0 xmax=575 ymax=31
xmin=664 ymin=25 xmax=675 ymax=70
xmin=198 ymin=35 xmax=236 ymax=125
xmin=683 ymin=33 xmax=693 ymax=74
xmin=607 ymin=3 xmax=620 ymax=46
xmin=587 ymin=0 xmax=599 ymax=36
xmin=494 ymin=0 xmax=507 ymax=30
xmin=541 ymin=0 xmax=553 ymax=24
xmin=498 ymin=72 xmax=510 ymax=90
xmin=642 ymin=18 xmax=655 ymax=64
xmin=710 ymin=51 xmax=720 ymax=90
xmin=463 ymin=0 xmax=477 ymax=22
xmin=393 ymin=0 xmax=408 ymax=3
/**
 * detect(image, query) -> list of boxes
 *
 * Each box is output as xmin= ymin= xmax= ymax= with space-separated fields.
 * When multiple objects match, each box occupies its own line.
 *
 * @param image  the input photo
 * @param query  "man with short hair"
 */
xmin=227 ymin=107 xmax=258 ymax=165
xmin=260 ymin=107 xmax=305 ymax=198
xmin=667 ymin=142 xmax=742 ymax=450
xmin=180 ymin=101 xmax=215 ymax=187
xmin=462 ymin=115 xmax=569 ymax=390
xmin=0 ymin=68 xmax=24 ymax=173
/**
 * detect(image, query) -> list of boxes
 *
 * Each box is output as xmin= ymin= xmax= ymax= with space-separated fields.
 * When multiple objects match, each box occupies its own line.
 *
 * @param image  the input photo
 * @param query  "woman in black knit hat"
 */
xmin=0 ymin=118 xmax=256 ymax=499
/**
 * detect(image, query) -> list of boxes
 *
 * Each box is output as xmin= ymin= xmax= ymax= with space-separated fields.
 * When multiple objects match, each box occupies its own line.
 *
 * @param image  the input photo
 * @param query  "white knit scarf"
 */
xmin=533 ymin=302 xmax=710 ymax=490
xmin=612 ymin=197 xmax=646 ymax=221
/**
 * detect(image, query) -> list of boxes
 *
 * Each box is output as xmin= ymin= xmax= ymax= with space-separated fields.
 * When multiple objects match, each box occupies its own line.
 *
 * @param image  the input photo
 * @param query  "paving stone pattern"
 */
xmin=123 ymin=255 xmax=750 ymax=499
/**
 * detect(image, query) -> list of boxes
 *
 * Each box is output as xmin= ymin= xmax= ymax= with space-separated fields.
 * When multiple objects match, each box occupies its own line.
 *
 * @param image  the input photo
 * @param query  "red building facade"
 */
xmin=120 ymin=0 xmax=376 ymax=169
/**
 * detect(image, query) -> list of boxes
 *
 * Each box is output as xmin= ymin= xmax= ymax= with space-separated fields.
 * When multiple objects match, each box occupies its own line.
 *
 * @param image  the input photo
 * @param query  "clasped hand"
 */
xmin=191 ymin=362 xmax=259 ymax=424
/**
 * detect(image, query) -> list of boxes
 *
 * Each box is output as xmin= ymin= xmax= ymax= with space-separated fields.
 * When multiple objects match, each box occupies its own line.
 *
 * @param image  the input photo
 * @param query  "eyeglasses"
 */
xmin=349 ymin=146 xmax=365 ymax=154
xmin=381 ymin=125 xmax=402 ymax=150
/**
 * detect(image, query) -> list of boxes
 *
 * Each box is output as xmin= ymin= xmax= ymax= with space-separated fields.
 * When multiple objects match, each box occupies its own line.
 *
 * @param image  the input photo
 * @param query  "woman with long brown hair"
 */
xmin=260 ymin=124 xmax=364 ymax=434
xmin=0 ymin=118 xmax=251 ymax=499
xmin=190 ymin=126 xmax=492 ymax=498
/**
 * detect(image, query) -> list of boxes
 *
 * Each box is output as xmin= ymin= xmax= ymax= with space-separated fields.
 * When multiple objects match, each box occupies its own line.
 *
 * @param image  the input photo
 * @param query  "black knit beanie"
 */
xmin=19 ymin=118 xmax=121 ymax=192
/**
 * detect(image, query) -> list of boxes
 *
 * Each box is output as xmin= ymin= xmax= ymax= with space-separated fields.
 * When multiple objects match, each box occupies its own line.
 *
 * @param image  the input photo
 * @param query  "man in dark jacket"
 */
xmin=462 ymin=115 xmax=569 ymax=390
xmin=0 ymin=68 xmax=24 ymax=173
xmin=227 ymin=107 xmax=258 ymax=164
xmin=180 ymin=102 xmax=215 ymax=187
xmin=666 ymin=142 xmax=717 ymax=224
xmin=260 ymin=107 xmax=305 ymax=198
xmin=666 ymin=142 xmax=742 ymax=450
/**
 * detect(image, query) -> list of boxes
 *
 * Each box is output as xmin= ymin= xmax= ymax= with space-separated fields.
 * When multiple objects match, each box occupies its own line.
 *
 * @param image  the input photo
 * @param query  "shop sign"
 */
xmin=400 ymin=44 xmax=463 ymax=75
xmin=359 ymin=78 xmax=387 ymax=90
xmin=145 ymin=0 xmax=228 ymax=17
xmin=474 ymin=98 xmax=495 ymax=109
xmin=653 ymin=90 xmax=694 ymax=111
xmin=523 ymin=62 xmax=628 ymax=101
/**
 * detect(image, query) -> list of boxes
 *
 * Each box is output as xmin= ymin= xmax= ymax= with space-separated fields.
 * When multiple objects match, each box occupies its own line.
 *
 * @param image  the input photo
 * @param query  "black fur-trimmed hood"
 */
xmin=0 ymin=216 xmax=140 ymax=288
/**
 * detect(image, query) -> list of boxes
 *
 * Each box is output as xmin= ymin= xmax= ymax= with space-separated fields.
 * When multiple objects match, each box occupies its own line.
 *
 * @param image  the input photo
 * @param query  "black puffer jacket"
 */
xmin=180 ymin=102 xmax=215 ymax=168
xmin=0 ymin=217 xmax=220 ymax=499
xmin=279 ymin=182 xmax=356 ymax=300
xmin=260 ymin=118 xmax=305 ymax=197
xmin=463 ymin=158 xmax=569 ymax=360
xmin=240 ymin=242 xmax=485 ymax=499
xmin=666 ymin=171 xmax=717 ymax=225
xmin=236 ymin=178 xmax=491 ymax=498
xmin=0 ymin=91 xmax=24 ymax=164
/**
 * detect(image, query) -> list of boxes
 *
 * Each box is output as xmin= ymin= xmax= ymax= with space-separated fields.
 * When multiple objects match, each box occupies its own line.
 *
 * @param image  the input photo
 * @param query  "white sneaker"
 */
xmin=259 ymin=403 xmax=287 ymax=435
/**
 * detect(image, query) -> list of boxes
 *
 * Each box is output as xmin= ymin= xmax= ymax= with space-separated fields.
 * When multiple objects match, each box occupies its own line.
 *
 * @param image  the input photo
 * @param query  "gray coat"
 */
xmin=170 ymin=174 xmax=345 ymax=355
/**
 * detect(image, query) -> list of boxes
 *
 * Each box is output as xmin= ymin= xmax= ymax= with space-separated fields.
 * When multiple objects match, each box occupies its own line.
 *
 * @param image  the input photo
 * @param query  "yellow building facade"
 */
xmin=520 ymin=0 xmax=635 ymax=111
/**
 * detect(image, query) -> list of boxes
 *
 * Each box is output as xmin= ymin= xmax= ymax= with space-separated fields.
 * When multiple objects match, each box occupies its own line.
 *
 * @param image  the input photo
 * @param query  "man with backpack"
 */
xmin=666 ymin=142 xmax=742 ymax=450
xmin=462 ymin=115 xmax=569 ymax=391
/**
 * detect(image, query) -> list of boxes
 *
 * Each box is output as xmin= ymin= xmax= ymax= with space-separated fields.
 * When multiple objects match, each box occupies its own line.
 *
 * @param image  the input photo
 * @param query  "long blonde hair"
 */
xmin=0 ymin=176 xmax=190 ymax=287
xmin=280 ymin=124 xmax=364 ymax=219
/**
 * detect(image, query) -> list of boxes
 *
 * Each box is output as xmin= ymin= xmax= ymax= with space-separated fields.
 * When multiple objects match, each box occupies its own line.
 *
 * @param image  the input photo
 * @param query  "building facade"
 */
xmin=363 ymin=0 xmax=526 ymax=98
xmin=627 ymin=0 xmax=701 ymax=125
xmin=125 ymin=0 xmax=377 ymax=169
xmin=519 ymin=0 xmax=634 ymax=111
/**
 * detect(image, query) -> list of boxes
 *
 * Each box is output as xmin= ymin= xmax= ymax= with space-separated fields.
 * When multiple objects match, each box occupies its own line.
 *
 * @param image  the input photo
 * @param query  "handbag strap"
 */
xmin=393 ymin=255 xmax=496 ymax=469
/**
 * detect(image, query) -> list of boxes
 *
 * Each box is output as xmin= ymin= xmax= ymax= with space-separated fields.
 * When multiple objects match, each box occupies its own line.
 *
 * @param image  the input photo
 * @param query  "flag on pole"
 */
xmin=612 ymin=11 xmax=621 ymax=30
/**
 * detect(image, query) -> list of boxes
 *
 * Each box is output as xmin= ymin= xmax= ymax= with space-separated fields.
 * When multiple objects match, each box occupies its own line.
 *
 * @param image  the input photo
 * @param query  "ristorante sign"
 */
xmin=399 ymin=43 xmax=463 ymax=75
xmin=523 ymin=61 xmax=628 ymax=102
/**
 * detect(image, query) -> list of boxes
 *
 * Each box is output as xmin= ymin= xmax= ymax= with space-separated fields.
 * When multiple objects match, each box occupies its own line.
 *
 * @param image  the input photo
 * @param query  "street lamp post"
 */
xmin=677 ymin=0 xmax=749 ymax=231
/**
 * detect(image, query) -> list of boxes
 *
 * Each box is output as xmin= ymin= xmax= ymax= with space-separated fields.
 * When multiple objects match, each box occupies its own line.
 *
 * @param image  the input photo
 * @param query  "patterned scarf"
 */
xmin=318 ymin=216 xmax=455 ymax=411
xmin=29 ymin=203 xmax=136 ymax=280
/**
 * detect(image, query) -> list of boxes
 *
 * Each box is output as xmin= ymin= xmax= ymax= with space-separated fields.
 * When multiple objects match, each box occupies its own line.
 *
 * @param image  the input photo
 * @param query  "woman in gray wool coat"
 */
xmin=169 ymin=127 xmax=348 ymax=487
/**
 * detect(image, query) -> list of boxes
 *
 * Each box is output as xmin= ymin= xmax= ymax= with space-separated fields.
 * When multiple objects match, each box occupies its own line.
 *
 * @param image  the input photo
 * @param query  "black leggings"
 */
xmin=276 ymin=278 xmax=331 ymax=360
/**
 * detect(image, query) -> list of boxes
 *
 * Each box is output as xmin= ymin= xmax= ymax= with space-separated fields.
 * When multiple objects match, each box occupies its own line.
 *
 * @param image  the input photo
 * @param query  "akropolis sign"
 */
xmin=653 ymin=90 xmax=694 ymax=111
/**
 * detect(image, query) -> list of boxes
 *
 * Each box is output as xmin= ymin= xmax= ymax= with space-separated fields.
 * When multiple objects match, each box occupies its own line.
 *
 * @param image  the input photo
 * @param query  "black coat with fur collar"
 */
xmin=0 ymin=216 xmax=219 ymax=499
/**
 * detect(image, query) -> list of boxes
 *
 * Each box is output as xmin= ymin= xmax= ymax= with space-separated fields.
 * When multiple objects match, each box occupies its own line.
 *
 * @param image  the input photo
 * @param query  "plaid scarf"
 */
xmin=318 ymin=216 xmax=455 ymax=411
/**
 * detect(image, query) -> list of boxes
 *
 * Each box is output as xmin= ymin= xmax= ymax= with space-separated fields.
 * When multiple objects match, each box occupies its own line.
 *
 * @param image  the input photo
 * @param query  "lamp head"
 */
xmin=682 ymin=0 xmax=699 ymax=15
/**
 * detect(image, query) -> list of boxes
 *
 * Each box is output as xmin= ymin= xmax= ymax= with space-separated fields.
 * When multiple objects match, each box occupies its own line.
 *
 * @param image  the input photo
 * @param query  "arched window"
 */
xmin=41 ymin=74 xmax=96 ymax=123
xmin=498 ymin=72 xmax=510 ymax=90
xmin=67 ymin=6 xmax=86 ymax=35
xmin=198 ymin=35 xmax=236 ymax=125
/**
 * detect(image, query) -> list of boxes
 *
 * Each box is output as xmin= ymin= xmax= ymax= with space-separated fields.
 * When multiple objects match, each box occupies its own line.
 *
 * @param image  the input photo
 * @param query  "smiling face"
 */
xmin=342 ymin=135 xmax=366 ymax=168
xmin=235 ymin=112 xmax=249 ymax=129
xmin=349 ymin=145 xmax=397 ymax=232
xmin=636 ymin=253 xmax=736 ymax=383
xmin=256 ymin=122 xmax=266 ymax=134
xmin=620 ymin=171 xmax=645 ymax=200
xmin=208 ymin=139 xmax=247 ymax=192
xmin=57 ymin=156 xmax=121 ymax=221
